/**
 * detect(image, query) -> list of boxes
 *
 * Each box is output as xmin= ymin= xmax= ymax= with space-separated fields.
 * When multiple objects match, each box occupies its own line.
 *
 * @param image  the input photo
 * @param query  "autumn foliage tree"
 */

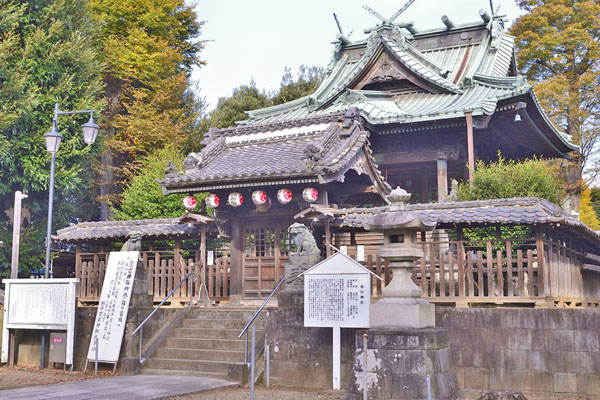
xmin=90 ymin=0 xmax=204 ymax=219
xmin=510 ymin=0 xmax=600 ymax=185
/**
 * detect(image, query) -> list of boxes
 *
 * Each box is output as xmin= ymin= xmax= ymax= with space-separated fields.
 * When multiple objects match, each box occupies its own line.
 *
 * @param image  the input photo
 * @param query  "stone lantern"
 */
xmin=363 ymin=186 xmax=437 ymax=328
xmin=346 ymin=187 xmax=461 ymax=400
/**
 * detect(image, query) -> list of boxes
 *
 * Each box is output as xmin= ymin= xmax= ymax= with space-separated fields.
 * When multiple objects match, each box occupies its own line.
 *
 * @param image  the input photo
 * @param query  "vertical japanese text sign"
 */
xmin=87 ymin=251 xmax=138 ymax=363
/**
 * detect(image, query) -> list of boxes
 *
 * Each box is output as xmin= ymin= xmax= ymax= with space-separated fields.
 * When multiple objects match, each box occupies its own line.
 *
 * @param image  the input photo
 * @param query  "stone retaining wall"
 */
xmin=436 ymin=308 xmax=600 ymax=397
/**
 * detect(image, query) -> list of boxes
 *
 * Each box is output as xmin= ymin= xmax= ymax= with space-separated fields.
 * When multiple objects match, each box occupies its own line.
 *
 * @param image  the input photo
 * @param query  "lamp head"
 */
xmin=81 ymin=113 xmax=100 ymax=145
xmin=44 ymin=124 xmax=63 ymax=153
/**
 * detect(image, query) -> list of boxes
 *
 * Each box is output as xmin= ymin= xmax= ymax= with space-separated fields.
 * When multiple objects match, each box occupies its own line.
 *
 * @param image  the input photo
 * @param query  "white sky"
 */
xmin=190 ymin=0 xmax=525 ymax=111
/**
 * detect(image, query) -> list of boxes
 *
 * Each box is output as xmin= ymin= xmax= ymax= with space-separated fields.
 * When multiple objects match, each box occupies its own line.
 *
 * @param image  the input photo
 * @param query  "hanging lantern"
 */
xmin=277 ymin=188 xmax=293 ymax=204
xmin=182 ymin=195 xmax=197 ymax=211
xmin=206 ymin=193 xmax=220 ymax=209
xmin=302 ymin=188 xmax=319 ymax=202
xmin=252 ymin=190 xmax=268 ymax=206
xmin=228 ymin=192 xmax=243 ymax=207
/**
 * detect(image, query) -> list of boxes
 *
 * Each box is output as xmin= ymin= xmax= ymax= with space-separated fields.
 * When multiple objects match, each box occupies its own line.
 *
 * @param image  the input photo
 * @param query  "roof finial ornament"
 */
xmin=362 ymin=0 xmax=418 ymax=27
xmin=489 ymin=0 xmax=495 ymax=16
xmin=332 ymin=13 xmax=353 ymax=45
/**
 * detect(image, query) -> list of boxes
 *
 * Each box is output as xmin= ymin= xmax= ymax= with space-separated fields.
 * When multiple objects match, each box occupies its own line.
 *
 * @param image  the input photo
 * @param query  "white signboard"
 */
xmin=1 ymin=278 xmax=78 ymax=365
xmin=87 ymin=251 xmax=138 ymax=363
xmin=304 ymin=252 xmax=375 ymax=390
xmin=304 ymin=253 xmax=371 ymax=328
xmin=207 ymin=250 xmax=214 ymax=266
xmin=357 ymin=245 xmax=365 ymax=262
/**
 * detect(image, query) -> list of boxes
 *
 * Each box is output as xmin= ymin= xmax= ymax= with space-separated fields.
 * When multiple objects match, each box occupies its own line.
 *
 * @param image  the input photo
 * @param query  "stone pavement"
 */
xmin=0 ymin=374 xmax=237 ymax=400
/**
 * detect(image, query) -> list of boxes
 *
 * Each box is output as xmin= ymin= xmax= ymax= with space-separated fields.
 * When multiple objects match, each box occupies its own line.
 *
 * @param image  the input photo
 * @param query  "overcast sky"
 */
xmin=190 ymin=0 xmax=525 ymax=111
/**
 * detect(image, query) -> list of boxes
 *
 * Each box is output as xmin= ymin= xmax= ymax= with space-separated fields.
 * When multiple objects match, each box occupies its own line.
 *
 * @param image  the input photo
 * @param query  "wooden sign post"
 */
xmin=304 ymin=252 xmax=378 ymax=390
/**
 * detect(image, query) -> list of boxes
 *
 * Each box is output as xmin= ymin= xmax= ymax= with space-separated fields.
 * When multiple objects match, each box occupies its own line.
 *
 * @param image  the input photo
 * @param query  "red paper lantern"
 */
xmin=183 ymin=195 xmax=197 ymax=210
xmin=302 ymin=188 xmax=319 ymax=202
xmin=206 ymin=193 xmax=220 ymax=209
xmin=252 ymin=190 xmax=268 ymax=206
xmin=228 ymin=192 xmax=243 ymax=207
xmin=277 ymin=188 xmax=293 ymax=204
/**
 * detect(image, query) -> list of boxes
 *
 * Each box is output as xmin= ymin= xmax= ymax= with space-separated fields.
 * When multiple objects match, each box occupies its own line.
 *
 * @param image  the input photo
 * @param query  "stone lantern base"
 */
xmin=345 ymin=329 xmax=461 ymax=400
xmin=370 ymin=298 xmax=435 ymax=329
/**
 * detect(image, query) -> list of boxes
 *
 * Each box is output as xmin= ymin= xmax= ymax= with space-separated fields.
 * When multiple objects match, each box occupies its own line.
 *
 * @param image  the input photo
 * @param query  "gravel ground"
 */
xmin=168 ymin=386 xmax=346 ymax=400
xmin=0 ymin=365 xmax=110 ymax=390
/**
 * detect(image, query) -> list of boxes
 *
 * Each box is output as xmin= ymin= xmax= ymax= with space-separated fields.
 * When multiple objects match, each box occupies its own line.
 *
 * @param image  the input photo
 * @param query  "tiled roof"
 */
xmin=54 ymin=215 xmax=213 ymax=242
xmin=159 ymin=110 xmax=389 ymax=194
xmin=295 ymin=198 xmax=600 ymax=242
xmin=243 ymin=18 xmax=519 ymax=126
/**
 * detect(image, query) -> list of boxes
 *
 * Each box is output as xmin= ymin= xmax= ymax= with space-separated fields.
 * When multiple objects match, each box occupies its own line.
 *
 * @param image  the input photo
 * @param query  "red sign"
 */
xmin=53 ymin=338 xmax=63 ymax=343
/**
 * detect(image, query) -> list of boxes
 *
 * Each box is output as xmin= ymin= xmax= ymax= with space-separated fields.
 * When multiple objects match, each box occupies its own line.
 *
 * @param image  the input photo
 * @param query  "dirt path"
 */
xmin=169 ymin=386 xmax=345 ymax=400
xmin=0 ymin=365 xmax=110 ymax=390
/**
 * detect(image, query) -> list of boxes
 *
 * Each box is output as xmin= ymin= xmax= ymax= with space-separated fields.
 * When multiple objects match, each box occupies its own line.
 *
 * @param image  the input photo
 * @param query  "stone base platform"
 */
xmin=345 ymin=328 xmax=461 ymax=400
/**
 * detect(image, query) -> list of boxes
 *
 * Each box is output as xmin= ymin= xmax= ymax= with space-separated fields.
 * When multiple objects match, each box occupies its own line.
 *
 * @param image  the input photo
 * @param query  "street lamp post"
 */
xmin=44 ymin=102 xmax=99 ymax=279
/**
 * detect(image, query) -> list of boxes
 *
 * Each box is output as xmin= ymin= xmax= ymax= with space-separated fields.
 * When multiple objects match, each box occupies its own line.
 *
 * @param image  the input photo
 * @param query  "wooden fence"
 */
xmin=76 ymin=250 xmax=230 ymax=303
xmin=351 ymin=237 xmax=600 ymax=307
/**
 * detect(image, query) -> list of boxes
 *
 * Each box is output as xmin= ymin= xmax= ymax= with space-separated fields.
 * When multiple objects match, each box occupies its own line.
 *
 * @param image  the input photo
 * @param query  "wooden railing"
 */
xmin=76 ymin=250 xmax=230 ymax=303
xmin=351 ymin=238 xmax=600 ymax=307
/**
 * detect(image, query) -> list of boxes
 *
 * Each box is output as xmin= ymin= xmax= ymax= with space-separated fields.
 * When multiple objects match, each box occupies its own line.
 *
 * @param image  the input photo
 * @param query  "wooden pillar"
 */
xmin=200 ymin=224 xmax=206 ymax=286
xmin=229 ymin=216 xmax=244 ymax=304
xmin=324 ymin=191 xmax=332 ymax=257
xmin=418 ymin=166 xmax=430 ymax=203
xmin=436 ymin=159 xmax=448 ymax=202
xmin=536 ymin=226 xmax=546 ymax=298
xmin=465 ymin=110 xmax=475 ymax=181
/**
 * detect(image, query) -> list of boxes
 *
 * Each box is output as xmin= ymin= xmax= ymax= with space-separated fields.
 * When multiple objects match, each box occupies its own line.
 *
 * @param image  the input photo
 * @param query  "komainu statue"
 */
xmin=120 ymin=231 xmax=142 ymax=252
xmin=288 ymin=223 xmax=319 ymax=255
xmin=285 ymin=223 xmax=321 ymax=290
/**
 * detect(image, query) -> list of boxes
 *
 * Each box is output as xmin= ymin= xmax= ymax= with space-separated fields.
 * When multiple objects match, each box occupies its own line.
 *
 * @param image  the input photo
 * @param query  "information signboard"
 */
xmin=86 ymin=251 xmax=138 ymax=364
xmin=304 ymin=252 xmax=376 ymax=390
xmin=1 ymin=278 xmax=78 ymax=366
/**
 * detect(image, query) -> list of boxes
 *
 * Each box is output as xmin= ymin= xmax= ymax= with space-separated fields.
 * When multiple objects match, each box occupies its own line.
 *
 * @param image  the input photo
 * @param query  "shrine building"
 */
xmin=155 ymin=8 xmax=578 ymax=303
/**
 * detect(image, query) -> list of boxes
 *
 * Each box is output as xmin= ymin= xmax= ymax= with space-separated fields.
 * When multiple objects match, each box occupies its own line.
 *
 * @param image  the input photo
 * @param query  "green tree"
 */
xmin=91 ymin=0 xmax=204 ymax=219
xmin=270 ymin=65 xmax=325 ymax=106
xmin=0 ymin=0 xmax=105 ymax=278
xmin=111 ymin=146 xmax=198 ymax=220
xmin=510 ymin=0 xmax=600 ymax=183
xmin=208 ymin=82 xmax=269 ymax=129
xmin=456 ymin=155 xmax=565 ymax=205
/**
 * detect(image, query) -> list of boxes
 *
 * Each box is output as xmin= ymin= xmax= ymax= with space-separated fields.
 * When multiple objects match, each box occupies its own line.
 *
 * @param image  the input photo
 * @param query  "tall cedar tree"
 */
xmin=0 ymin=0 xmax=104 ymax=277
xmin=510 ymin=0 xmax=600 ymax=185
xmin=90 ymin=0 xmax=204 ymax=219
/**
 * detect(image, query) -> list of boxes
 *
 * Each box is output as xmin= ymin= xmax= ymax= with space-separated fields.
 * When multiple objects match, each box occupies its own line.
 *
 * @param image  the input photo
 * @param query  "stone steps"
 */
xmin=141 ymin=306 xmax=265 ymax=382
xmin=165 ymin=337 xmax=246 ymax=350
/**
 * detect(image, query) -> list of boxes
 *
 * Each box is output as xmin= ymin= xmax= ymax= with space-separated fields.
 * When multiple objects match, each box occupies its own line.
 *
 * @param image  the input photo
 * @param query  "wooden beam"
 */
xmin=324 ymin=191 xmax=332 ymax=258
xmin=376 ymin=146 xmax=462 ymax=165
xmin=465 ymin=110 xmax=475 ymax=181
xmin=584 ymin=252 xmax=600 ymax=264
xmin=229 ymin=216 xmax=244 ymax=303
xmin=436 ymin=159 xmax=448 ymax=202
xmin=583 ymin=264 xmax=600 ymax=273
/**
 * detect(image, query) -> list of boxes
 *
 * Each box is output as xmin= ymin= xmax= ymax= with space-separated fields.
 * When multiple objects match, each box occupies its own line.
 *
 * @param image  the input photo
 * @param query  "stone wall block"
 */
xmin=486 ymin=328 xmax=514 ymax=349
xmin=542 ymin=350 xmax=566 ymax=373
xmin=554 ymin=372 xmax=577 ymax=393
xmin=501 ymin=349 xmax=527 ymax=370
xmin=506 ymin=329 xmax=532 ymax=349
xmin=530 ymin=329 xmax=550 ymax=350
xmin=586 ymin=351 xmax=600 ymax=374
xmin=548 ymin=329 xmax=575 ymax=351
xmin=525 ymin=350 xmax=542 ymax=370
xmin=463 ymin=367 xmax=490 ymax=389
xmin=564 ymin=351 xmax=588 ymax=373
xmin=577 ymin=374 xmax=600 ymax=396
xmin=574 ymin=330 xmax=599 ymax=352
xmin=389 ymin=374 xmax=427 ymax=398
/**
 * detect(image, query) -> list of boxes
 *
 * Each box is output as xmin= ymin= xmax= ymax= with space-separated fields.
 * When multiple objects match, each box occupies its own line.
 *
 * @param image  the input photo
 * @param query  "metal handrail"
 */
xmin=238 ymin=276 xmax=285 ymax=339
xmin=131 ymin=272 xmax=199 ymax=362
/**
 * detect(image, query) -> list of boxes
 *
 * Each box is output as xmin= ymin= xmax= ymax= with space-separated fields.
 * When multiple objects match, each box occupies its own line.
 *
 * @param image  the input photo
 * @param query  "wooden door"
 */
xmin=243 ymin=222 xmax=292 ymax=298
